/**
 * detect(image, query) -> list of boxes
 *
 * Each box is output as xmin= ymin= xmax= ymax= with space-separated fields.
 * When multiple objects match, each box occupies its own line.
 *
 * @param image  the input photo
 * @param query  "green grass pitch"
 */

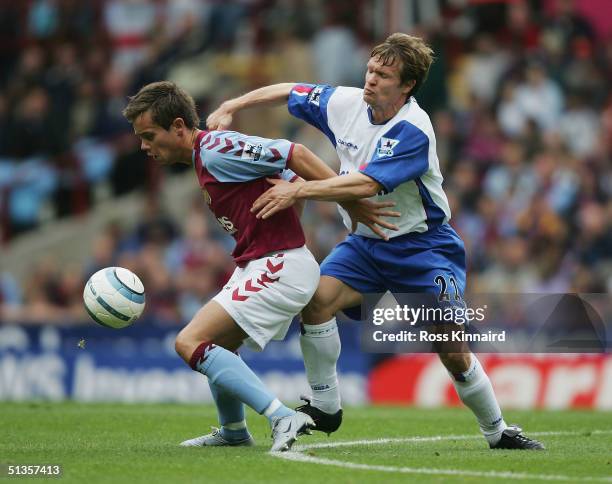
xmin=1 ymin=403 xmax=611 ymax=483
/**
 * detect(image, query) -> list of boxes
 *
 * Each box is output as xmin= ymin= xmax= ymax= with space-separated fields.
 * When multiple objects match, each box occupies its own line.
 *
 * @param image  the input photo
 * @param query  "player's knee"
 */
xmin=438 ymin=352 xmax=471 ymax=374
xmin=302 ymin=290 xmax=336 ymax=322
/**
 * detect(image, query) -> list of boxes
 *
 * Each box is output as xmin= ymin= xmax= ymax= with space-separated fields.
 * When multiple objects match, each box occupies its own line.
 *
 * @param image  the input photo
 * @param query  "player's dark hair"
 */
xmin=370 ymin=33 xmax=434 ymax=99
xmin=122 ymin=81 xmax=200 ymax=130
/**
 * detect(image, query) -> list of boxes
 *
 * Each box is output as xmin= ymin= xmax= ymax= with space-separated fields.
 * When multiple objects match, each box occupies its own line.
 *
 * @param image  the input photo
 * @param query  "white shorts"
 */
xmin=213 ymin=245 xmax=320 ymax=351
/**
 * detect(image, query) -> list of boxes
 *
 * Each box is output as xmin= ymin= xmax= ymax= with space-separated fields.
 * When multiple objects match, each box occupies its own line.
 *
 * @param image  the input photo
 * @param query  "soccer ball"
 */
xmin=83 ymin=267 xmax=146 ymax=329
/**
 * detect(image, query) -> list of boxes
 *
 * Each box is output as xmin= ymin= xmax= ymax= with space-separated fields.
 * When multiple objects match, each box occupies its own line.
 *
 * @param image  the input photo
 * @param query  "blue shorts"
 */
xmin=320 ymin=224 xmax=466 ymax=319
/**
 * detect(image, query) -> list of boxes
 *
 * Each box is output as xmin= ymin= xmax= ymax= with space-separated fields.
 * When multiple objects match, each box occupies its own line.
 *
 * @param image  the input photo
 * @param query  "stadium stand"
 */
xmin=0 ymin=0 xmax=610 ymax=326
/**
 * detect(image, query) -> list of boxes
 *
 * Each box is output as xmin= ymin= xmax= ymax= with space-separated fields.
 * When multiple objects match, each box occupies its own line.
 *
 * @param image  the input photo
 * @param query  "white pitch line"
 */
xmin=291 ymin=430 xmax=612 ymax=451
xmin=271 ymin=429 xmax=612 ymax=482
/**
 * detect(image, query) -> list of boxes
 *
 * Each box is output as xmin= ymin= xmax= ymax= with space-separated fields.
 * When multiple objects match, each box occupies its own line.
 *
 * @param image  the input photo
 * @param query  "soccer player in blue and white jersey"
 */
xmin=208 ymin=33 xmax=544 ymax=450
xmin=122 ymin=81 xmax=396 ymax=452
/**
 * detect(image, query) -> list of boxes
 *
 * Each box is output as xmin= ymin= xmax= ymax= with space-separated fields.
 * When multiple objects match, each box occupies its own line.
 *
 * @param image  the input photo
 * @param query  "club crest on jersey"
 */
xmin=241 ymin=143 xmax=263 ymax=162
xmin=308 ymin=86 xmax=324 ymax=106
xmin=377 ymin=137 xmax=399 ymax=157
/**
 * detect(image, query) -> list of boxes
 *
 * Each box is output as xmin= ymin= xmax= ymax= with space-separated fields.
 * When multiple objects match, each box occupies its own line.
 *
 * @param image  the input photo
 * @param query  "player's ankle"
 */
xmin=311 ymin=391 xmax=341 ymax=414
xmin=483 ymin=428 xmax=505 ymax=446
xmin=220 ymin=425 xmax=250 ymax=442
xmin=482 ymin=418 xmax=507 ymax=445
xmin=263 ymin=398 xmax=294 ymax=423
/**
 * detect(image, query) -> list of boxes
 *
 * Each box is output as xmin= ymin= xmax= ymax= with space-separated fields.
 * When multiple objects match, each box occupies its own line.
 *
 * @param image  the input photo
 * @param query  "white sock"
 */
xmin=450 ymin=354 xmax=507 ymax=445
xmin=300 ymin=318 xmax=341 ymax=414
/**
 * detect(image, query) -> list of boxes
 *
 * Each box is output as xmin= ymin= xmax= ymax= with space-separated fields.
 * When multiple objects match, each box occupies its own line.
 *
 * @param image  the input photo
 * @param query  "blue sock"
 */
xmin=193 ymin=343 xmax=294 ymax=424
xmin=208 ymin=380 xmax=250 ymax=441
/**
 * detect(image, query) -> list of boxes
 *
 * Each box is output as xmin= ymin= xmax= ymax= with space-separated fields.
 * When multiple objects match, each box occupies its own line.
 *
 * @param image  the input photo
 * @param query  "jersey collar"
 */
xmin=192 ymin=130 xmax=209 ymax=167
xmin=194 ymin=130 xmax=208 ymax=149
xmin=366 ymin=97 xmax=413 ymax=125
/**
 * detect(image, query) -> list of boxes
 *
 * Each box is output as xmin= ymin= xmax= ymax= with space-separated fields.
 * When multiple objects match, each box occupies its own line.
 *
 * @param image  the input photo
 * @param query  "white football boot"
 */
xmin=270 ymin=412 xmax=315 ymax=452
xmin=180 ymin=427 xmax=254 ymax=447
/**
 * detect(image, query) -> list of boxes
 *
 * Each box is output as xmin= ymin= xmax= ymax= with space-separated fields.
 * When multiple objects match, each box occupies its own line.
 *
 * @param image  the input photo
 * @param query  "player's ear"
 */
xmin=171 ymin=117 xmax=186 ymax=134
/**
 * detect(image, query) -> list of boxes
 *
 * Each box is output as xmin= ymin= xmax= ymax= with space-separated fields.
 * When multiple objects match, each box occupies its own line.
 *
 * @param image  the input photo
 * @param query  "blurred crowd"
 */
xmin=0 ymin=0 xmax=610 ymax=325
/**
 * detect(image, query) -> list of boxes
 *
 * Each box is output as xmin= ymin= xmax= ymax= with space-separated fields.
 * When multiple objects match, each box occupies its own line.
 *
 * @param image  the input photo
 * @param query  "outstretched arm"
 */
xmin=288 ymin=143 xmax=338 ymax=181
xmin=267 ymin=143 xmax=384 ymax=201
xmin=253 ymin=172 xmax=383 ymax=217
xmin=255 ymin=144 xmax=399 ymax=238
xmin=293 ymin=172 xmax=383 ymax=202
xmin=207 ymin=83 xmax=297 ymax=130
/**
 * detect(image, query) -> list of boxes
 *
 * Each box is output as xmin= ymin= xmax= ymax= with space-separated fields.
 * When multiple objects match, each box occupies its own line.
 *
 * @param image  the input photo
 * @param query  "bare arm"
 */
xmin=288 ymin=143 xmax=338 ymax=181
xmin=293 ymin=172 xmax=382 ymax=202
xmin=285 ymin=144 xmax=331 ymax=221
xmin=207 ymin=83 xmax=297 ymax=130
xmin=252 ymin=166 xmax=399 ymax=239
xmin=288 ymin=144 xmax=398 ymax=233
xmin=284 ymin=145 xmax=387 ymax=202
xmin=290 ymin=176 xmax=306 ymax=217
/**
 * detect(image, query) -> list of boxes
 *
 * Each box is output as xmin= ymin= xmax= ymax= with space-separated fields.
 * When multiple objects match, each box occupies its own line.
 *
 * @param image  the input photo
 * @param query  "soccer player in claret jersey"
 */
xmin=122 ymin=81 xmax=398 ymax=452
xmin=208 ymin=33 xmax=544 ymax=450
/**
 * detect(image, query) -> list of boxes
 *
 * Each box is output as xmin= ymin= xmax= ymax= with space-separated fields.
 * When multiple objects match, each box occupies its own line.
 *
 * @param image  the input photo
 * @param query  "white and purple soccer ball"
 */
xmin=83 ymin=267 xmax=146 ymax=329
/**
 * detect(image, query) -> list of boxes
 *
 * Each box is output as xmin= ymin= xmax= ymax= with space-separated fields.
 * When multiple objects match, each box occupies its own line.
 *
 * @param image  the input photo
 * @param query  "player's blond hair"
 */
xmin=122 ymin=81 xmax=200 ymax=130
xmin=370 ymin=33 xmax=434 ymax=97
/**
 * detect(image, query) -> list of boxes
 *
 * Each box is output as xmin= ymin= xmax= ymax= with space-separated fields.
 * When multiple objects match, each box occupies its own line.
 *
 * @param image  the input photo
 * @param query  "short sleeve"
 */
xmin=288 ymin=84 xmax=337 ymax=146
xmin=203 ymin=131 xmax=295 ymax=182
xmin=360 ymin=121 xmax=430 ymax=193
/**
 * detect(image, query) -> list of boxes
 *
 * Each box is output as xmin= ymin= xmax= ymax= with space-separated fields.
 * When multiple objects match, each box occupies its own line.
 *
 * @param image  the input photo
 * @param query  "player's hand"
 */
xmin=206 ymin=102 xmax=234 ymax=130
xmin=340 ymin=199 xmax=400 ymax=241
xmin=251 ymin=178 xmax=300 ymax=219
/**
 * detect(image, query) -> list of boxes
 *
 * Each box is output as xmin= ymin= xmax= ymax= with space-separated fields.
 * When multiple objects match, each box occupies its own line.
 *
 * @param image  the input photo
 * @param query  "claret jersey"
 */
xmin=192 ymin=130 xmax=304 ymax=266
xmin=288 ymin=84 xmax=451 ymax=238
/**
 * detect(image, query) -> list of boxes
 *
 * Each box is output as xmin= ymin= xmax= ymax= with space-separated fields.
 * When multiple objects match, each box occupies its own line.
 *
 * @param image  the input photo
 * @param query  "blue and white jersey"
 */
xmin=288 ymin=84 xmax=451 ymax=238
